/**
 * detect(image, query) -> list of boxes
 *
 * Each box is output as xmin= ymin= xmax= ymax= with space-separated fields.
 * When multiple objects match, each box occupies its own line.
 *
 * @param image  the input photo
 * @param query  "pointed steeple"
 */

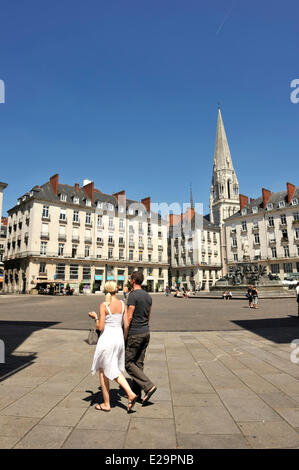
xmin=190 ymin=183 xmax=194 ymax=209
xmin=213 ymin=107 xmax=233 ymax=170
xmin=210 ymin=107 xmax=240 ymax=226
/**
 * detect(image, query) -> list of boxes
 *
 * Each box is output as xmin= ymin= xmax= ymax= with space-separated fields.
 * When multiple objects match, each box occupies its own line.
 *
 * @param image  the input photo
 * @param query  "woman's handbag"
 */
xmin=87 ymin=324 xmax=100 ymax=345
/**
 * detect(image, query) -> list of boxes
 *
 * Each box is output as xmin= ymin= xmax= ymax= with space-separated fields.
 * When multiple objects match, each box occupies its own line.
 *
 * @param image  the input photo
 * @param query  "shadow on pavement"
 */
xmin=0 ymin=320 xmax=60 ymax=382
xmin=232 ymin=316 xmax=299 ymax=344
xmin=83 ymin=387 xmax=128 ymax=411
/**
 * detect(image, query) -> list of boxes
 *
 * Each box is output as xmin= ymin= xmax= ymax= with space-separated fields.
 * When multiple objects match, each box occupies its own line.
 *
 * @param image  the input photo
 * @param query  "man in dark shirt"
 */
xmin=124 ymin=271 xmax=157 ymax=405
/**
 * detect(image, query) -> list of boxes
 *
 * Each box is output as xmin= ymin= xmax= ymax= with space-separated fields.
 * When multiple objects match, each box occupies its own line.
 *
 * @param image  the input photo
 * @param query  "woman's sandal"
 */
xmin=95 ymin=404 xmax=111 ymax=412
xmin=127 ymin=396 xmax=137 ymax=414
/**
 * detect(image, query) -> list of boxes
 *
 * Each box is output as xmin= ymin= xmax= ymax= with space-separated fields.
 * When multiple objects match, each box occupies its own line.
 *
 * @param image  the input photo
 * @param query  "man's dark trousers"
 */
xmin=125 ymin=332 xmax=154 ymax=396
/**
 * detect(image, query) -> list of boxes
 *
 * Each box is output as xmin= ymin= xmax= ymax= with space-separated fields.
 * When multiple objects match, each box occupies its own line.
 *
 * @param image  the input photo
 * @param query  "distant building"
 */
xmin=0 ymin=182 xmax=8 ymax=290
xmin=224 ymin=183 xmax=299 ymax=280
xmin=168 ymin=207 xmax=222 ymax=291
xmin=4 ymin=175 xmax=169 ymax=294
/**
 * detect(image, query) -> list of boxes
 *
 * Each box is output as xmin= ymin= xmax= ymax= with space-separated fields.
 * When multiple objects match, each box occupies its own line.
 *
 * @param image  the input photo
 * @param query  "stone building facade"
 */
xmin=3 ymin=175 xmax=169 ymax=294
xmin=168 ymin=208 xmax=222 ymax=290
xmin=224 ymin=183 xmax=299 ymax=280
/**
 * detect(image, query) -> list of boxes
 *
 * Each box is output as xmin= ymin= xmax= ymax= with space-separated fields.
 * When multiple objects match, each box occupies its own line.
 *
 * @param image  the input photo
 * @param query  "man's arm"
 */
xmin=123 ymin=304 xmax=135 ymax=340
xmin=125 ymin=305 xmax=136 ymax=328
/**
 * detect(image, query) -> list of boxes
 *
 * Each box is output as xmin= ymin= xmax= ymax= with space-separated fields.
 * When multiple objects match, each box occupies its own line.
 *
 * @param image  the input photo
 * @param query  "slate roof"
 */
xmin=7 ymin=179 xmax=166 ymax=221
xmin=225 ymin=186 xmax=299 ymax=222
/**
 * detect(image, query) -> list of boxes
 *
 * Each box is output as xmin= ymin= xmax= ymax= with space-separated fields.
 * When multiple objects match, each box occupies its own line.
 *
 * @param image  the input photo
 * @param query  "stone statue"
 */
xmin=242 ymin=238 xmax=250 ymax=259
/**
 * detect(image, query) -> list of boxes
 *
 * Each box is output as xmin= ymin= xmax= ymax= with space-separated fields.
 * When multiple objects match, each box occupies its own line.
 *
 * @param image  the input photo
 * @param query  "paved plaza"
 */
xmin=1 ymin=294 xmax=299 ymax=449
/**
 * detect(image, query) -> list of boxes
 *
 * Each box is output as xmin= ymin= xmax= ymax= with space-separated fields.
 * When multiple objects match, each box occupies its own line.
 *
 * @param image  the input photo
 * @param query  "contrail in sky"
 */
xmin=216 ymin=2 xmax=235 ymax=35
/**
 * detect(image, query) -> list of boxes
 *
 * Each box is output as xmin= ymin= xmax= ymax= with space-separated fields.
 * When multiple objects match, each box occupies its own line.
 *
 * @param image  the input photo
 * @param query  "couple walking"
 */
xmin=88 ymin=271 xmax=157 ymax=413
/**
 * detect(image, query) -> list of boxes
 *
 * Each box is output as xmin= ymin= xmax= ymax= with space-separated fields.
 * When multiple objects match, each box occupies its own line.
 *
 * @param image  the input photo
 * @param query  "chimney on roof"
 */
xmin=239 ymin=194 xmax=248 ymax=211
xmin=113 ymin=190 xmax=126 ymax=200
xmin=83 ymin=181 xmax=94 ymax=202
xmin=286 ymin=182 xmax=296 ymax=203
xmin=141 ymin=197 xmax=151 ymax=213
xmin=50 ymin=174 xmax=59 ymax=196
xmin=262 ymin=188 xmax=271 ymax=208
xmin=75 ymin=183 xmax=80 ymax=192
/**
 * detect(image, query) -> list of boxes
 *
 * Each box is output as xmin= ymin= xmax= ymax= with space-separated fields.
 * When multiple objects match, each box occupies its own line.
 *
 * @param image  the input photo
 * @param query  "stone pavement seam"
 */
xmin=183 ymin=337 xmax=254 ymax=449
xmin=189 ymin=333 xmax=299 ymax=444
xmin=164 ymin=335 xmax=180 ymax=450
xmin=9 ymin=367 xmax=92 ymax=449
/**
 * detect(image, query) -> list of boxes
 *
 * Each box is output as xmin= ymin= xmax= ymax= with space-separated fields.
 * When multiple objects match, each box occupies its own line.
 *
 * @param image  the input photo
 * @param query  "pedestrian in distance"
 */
xmin=247 ymin=285 xmax=254 ymax=308
xmin=252 ymin=286 xmax=259 ymax=309
xmin=88 ymin=281 xmax=137 ymax=413
xmin=296 ymin=282 xmax=299 ymax=317
xmin=124 ymin=271 xmax=157 ymax=406
xmin=165 ymin=285 xmax=169 ymax=296
xmin=123 ymin=284 xmax=128 ymax=300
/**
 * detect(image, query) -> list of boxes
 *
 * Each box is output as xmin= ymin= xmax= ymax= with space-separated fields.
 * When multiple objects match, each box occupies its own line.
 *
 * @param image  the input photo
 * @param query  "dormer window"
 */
xmin=107 ymin=203 xmax=114 ymax=211
xmin=252 ymin=206 xmax=258 ymax=214
xmin=97 ymin=201 xmax=103 ymax=209
xmin=241 ymin=208 xmax=247 ymax=216
xmin=60 ymin=194 xmax=67 ymax=202
xmin=73 ymin=197 xmax=79 ymax=205
xmin=86 ymin=199 xmax=91 ymax=207
xmin=279 ymin=201 xmax=285 ymax=209
xmin=267 ymin=203 xmax=273 ymax=211
xmin=292 ymin=198 xmax=298 ymax=206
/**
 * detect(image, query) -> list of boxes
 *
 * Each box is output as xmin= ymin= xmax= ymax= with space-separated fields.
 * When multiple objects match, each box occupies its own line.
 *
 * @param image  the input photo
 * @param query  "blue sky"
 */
xmin=0 ymin=0 xmax=299 ymax=216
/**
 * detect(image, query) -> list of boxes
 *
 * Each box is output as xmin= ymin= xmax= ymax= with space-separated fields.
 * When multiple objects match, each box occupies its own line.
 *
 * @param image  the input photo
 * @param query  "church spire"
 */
xmin=190 ymin=183 xmax=194 ymax=210
xmin=213 ymin=107 xmax=234 ymax=170
xmin=210 ymin=107 xmax=240 ymax=226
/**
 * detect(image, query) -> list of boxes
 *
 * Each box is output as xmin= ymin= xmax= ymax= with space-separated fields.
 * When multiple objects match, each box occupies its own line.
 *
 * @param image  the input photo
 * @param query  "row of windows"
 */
xmin=43 ymin=203 xmax=154 ymax=217
xmin=39 ymin=262 xmax=165 ymax=278
xmin=240 ymin=199 xmax=299 ymax=216
xmin=232 ymin=245 xmax=299 ymax=261
xmin=39 ymin=242 xmax=165 ymax=262
xmin=232 ymin=213 xmax=299 ymax=232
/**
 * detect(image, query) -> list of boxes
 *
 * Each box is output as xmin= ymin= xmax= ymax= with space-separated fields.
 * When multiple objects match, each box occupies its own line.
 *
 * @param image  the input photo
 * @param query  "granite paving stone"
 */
xmin=39 ymin=406 xmax=87 ymax=427
xmin=0 ymin=415 xmax=38 ymax=437
xmin=14 ymin=424 xmax=73 ymax=449
xmin=238 ymin=421 xmax=299 ymax=449
xmin=62 ymin=429 xmax=127 ymax=449
xmin=177 ymin=433 xmax=251 ymax=449
xmin=125 ymin=418 xmax=177 ymax=449
xmin=174 ymin=406 xmax=240 ymax=435
xmin=273 ymin=408 xmax=299 ymax=428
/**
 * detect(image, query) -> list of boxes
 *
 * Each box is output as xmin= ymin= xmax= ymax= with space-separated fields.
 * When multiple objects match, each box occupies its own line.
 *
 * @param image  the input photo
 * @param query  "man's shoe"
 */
xmin=142 ymin=386 xmax=157 ymax=406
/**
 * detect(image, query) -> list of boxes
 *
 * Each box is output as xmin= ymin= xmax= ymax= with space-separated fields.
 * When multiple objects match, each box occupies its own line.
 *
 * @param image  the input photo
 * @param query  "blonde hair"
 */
xmin=104 ymin=280 xmax=118 ymax=305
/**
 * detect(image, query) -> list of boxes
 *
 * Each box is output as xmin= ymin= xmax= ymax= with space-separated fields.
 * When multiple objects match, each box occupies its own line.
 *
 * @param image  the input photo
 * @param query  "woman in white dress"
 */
xmin=88 ymin=281 xmax=137 ymax=413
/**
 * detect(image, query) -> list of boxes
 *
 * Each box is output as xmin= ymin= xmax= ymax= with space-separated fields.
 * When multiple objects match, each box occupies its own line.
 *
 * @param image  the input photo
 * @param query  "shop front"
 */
xmin=117 ymin=270 xmax=125 ymax=290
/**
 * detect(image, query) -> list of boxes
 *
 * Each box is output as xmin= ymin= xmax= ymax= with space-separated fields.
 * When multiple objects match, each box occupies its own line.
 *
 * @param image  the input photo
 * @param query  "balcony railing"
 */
xmin=85 ymin=237 xmax=92 ymax=244
xmin=38 ymin=271 xmax=48 ymax=277
xmin=58 ymin=234 xmax=66 ymax=241
xmin=59 ymin=217 xmax=67 ymax=224
xmin=42 ymin=215 xmax=51 ymax=222
xmin=40 ymin=232 xmax=49 ymax=240
xmin=72 ymin=236 xmax=80 ymax=243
